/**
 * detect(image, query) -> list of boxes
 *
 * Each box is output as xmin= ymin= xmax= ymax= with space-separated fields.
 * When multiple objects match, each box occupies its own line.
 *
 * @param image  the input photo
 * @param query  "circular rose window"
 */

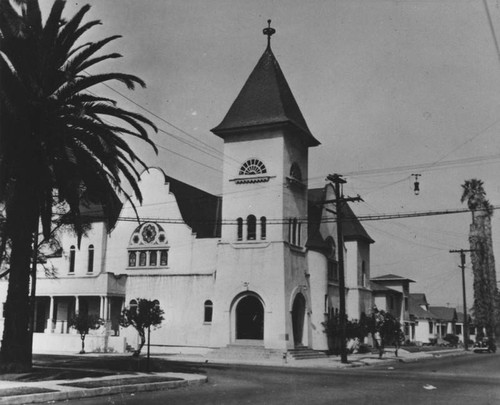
xmin=141 ymin=224 xmax=157 ymax=243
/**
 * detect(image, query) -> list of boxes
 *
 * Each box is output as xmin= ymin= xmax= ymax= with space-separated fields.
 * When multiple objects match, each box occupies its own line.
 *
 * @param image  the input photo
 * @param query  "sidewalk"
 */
xmin=158 ymin=347 xmax=469 ymax=369
xmin=0 ymin=348 xmax=467 ymax=404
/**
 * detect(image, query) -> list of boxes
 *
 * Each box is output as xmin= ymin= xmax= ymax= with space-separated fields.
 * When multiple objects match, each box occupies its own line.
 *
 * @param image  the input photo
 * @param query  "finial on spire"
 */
xmin=263 ymin=19 xmax=276 ymax=49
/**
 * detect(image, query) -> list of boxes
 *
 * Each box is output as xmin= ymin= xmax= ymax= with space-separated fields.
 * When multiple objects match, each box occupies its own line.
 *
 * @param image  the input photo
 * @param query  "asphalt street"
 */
xmin=66 ymin=353 xmax=500 ymax=405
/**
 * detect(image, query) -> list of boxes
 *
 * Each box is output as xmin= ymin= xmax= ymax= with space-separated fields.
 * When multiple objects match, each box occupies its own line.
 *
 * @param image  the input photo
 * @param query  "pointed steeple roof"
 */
xmin=211 ymin=24 xmax=320 ymax=147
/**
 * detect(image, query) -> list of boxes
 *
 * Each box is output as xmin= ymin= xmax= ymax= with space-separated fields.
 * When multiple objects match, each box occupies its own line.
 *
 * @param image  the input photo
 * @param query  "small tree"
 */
xmin=120 ymin=299 xmax=164 ymax=358
xmin=69 ymin=313 xmax=104 ymax=354
xmin=368 ymin=307 xmax=405 ymax=358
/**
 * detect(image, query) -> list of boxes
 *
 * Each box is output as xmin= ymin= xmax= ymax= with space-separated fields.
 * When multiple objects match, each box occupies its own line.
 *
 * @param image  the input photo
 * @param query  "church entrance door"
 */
xmin=292 ymin=293 xmax=306 ymax=347
xmin=236 ymin=295 xmax=264 ymax=340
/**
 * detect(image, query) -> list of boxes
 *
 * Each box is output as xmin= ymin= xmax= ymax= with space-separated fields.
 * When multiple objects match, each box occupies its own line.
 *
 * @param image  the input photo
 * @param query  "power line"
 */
xmin=85 ymin=205 xmax=495 ymax=226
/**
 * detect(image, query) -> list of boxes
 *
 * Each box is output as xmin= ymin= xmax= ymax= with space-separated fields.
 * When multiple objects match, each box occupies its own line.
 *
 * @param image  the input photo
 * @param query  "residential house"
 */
xmin=370 ymin=274 xmax=415 ymax=341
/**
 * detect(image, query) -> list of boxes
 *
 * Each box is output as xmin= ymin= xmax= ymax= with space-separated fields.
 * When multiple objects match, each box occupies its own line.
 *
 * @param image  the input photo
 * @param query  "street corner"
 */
xmin=0 ymin=372 xmax=207 ymax=405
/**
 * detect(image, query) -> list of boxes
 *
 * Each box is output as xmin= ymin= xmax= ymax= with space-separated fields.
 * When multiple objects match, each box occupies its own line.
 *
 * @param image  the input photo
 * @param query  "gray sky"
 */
xmin=54 ymin=0 xmax=500 ymax=309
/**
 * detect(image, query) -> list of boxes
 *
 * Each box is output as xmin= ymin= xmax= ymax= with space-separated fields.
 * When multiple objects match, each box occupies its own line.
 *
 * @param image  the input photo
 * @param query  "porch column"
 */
xmin=99 ymin=296 xmax=104 ymax=319
xmin=74 ymin=296 xmax=79 ymax=315
xmin=46 ymin=296 xmax=54 ymax=333
xmin=103 ymin=296 xmax=109 ymax=321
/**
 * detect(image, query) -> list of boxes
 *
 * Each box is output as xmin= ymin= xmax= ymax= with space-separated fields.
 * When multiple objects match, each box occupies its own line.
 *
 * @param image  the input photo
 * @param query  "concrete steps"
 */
xmin=287 ymin=347 xmax=328 ymax=360
xmin=209 ymin=344 xmax=284 ymax=361
xmin=208 ymin=344 xmax=328 ymax=362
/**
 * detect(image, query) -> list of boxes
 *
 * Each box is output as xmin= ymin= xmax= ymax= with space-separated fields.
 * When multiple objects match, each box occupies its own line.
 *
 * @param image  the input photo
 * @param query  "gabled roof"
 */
xmin=341 ymin=203 xmax=375 ymax=244
xmin=409 ymin=294 xmax=436 ymax=320
xmin=409 ymin=293 xmax=428 ymax=306
xmin=371 ymin=274 xmax=415 ymax=283
xmin=306 ymin=187 xmax=375 ymax=252
xmin=164 ymin=175 xmax=221 ymax=239
xmin=211 ymin=46 xmax=320 ymax=147
xmin=429 ymin=306 xmax=457 ymax=322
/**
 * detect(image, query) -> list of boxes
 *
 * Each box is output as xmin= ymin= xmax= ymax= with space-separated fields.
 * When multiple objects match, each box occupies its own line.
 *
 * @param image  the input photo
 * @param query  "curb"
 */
xmin=0 ymin=375 xmax=207 ymax=405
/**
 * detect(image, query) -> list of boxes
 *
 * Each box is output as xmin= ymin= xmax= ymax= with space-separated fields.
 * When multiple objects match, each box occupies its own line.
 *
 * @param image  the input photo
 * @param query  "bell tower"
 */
xmin=210 ymin=21 xmax=320 ymax=350
xmin=211 ymin=20 xmax=320 ymax=245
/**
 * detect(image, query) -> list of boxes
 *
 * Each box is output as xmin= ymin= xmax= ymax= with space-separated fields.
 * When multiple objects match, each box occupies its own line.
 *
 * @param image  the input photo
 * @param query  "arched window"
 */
xmin=247 ymin=215 xmax=256 ymax=240
xmin=204 ymin=300 xmax=213 ymax=323
xmin=260 ymin=217 xmax=266 ymax=240
xmin=239 ymin=159 xmax=267 ymax=175
xmin=87 ymin=244 xmax=94 ymax=273
xmin=160 ymin=250 xmax=168 ymax=266
xmin=149 ymin=250 xmax=157 ymax=266
xmin=69 ymin=245 xmax=76 ymax=273
xmin=128 ymin=251 xmax=136 ymax=267
xmin=128 ymin=222 xmax=169 ymax=269
xmin=237 ymin=217 xmax=243 ymax=241
xmin=130 ymin=299 xmax=138 ymax=315
xmin=139 ymin=251 xmax=147 ymax=267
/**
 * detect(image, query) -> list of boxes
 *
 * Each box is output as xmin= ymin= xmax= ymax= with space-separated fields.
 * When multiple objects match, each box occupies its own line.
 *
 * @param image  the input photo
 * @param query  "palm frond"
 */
xmin=64 ymin=35 xmax=121 ymax=74
xmin=55 ymin=72 xmax=146 ymax=100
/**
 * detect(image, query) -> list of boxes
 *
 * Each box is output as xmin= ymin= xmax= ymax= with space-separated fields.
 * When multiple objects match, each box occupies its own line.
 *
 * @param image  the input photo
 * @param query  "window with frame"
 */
xmin=204 ymin=300 xmax=213 ymax=323
xmin=69 ymin=245 xmax=76 ymax=273
xmin=239 ymin=159 xmax=267 ymax=175
xmin=237 ymin=217 xmax=243 ymax=241
xmin=247 ymin=215 xmax=256 ymax=240
xmin=87 ymin=244 xmax=94 ymax=273
xmin=260 ymin=217 xmax=266 ymax=240
xmin=130 ymin=299 xmax=138 ymax=315
xmin=128 ymin=223 xmax=170 ymax=269
xmin=361 ymin=261 xmax=367 ymax=287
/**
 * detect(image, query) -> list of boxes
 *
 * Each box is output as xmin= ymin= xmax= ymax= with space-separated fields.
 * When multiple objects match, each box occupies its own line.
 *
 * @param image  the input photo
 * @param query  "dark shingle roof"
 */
xmin=164 ymin=175 xmax=221 ymax=239
xmin=211 ymin=47 xmax=320 ymax=147
xmin=371 ymin=274 xmax=415 ymax=283
xmin=409 ymin=294 xmax=436 ymax=320
xmin=429 ymin=306 xmax=457 ymax=322
xmin=306 ymin=187 xmax=375 ymax=251
xmin=370 ymin=281 xmax=402 ymax=295
xmin=341 ymin=203 xmax=375 ymax=244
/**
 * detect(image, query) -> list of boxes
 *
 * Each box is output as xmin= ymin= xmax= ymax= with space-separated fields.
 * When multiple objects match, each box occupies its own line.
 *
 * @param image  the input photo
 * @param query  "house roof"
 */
xmin=164 ymin=175 xmax=222 ymax=239
xmin=306 ymin=187 xmax=375 ymax=252
xmin=429 ymin=306 xmax=457 ymax=322
xmin=211 ymin=46 xmax=320 ymax=147
xmin=409 ymin=294 xmax=437 ymax=320
xmin=409 ymin=293 xmax=428 ymax=306
xmin=371 ymin=274 xmax=416 ymax=283
xmin=370 ymin=281 xmax=402 ymax=295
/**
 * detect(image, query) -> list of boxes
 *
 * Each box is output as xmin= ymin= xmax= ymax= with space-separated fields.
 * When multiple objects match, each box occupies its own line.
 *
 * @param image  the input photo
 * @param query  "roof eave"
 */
xmin=211 ymin=120 xmax=320 ymax=147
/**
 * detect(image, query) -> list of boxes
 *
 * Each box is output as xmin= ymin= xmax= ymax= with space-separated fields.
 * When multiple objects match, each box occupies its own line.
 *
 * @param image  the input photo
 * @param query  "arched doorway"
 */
xmin=292 ymin=293 xmax=306 ymax=347
xmin=236 ymin=295 xmax=264 ymax=340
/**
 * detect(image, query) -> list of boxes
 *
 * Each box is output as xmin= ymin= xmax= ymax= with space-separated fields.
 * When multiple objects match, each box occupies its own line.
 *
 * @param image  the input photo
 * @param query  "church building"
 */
xmin=0 ymin=23 xmax=374 ymax=355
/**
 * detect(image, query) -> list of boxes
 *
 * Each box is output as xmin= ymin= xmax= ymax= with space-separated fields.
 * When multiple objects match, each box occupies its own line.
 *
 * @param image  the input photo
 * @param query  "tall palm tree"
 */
xmin=461 ymin=179 xmax=498 ymax=338
xmin=0 ymin=0 xmax=157 ymax=371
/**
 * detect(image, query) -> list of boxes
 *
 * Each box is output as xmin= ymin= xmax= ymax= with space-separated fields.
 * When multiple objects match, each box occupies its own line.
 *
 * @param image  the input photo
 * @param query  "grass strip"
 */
xmin=60 ymin=376 xmax=182 ymax=389
xmin=0 ymin=386 xmax=59 ymax=397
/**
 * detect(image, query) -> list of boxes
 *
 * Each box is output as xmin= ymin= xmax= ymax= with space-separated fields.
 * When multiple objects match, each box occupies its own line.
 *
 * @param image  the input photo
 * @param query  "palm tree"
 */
xmin=461 ymin=179 xmax=498 ymax=338
xmin=0 ymin=0 xmax=157 ymax=371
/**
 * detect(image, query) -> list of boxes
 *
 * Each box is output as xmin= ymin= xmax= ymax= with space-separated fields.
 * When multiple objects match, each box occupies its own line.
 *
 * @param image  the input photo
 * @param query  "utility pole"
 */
xmin=326 ymin=174 xmax=363 ymax=364
xmin=449 ymin=249 xmax=476 ymax=351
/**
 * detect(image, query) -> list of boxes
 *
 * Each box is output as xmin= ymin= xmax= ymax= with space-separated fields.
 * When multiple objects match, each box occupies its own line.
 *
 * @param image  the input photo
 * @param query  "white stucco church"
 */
xmin=0 ymin=23 xmax=375 ymax=355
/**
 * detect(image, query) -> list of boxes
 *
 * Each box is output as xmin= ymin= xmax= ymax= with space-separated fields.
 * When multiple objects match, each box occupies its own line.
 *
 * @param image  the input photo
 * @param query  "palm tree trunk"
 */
xmin=0 ymin=223 xmax=33 ymax=371
xmin=0 ymin=185 xmax=37 ymax=372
